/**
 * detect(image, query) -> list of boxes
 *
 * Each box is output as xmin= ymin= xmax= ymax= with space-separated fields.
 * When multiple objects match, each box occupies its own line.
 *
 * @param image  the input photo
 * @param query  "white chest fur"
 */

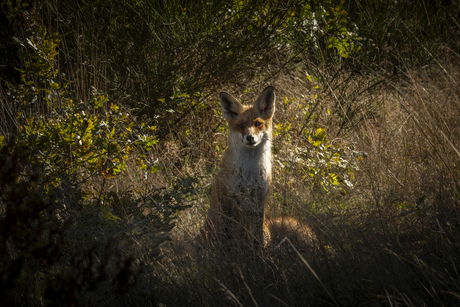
xmin=228 ymin=133 xmax=272 ymax=202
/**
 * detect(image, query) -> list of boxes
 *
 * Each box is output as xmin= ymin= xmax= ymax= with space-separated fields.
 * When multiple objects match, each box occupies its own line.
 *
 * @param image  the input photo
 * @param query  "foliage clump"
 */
xmin=0 ymin=6 xmax=199 ymax=305
xmin=0 ymin=141 xmax=143 ymax=306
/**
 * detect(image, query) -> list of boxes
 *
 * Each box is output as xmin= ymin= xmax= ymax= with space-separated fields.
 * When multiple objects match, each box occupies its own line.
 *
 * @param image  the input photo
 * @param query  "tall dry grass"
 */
xmin=153 ymin=48 xmax=460 ymax=306
xmin=1 ymin=0 xmax=460 ymax=305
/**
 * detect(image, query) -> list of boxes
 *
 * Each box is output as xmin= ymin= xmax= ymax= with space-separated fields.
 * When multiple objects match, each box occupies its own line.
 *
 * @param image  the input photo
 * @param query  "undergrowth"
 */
xmin=1 ymin=0 xmax=460 ymax=306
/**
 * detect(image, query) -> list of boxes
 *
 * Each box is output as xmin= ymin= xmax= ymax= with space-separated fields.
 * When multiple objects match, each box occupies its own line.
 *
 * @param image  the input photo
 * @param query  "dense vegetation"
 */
xmin=1 ymin=0 xmax=460 ymax=305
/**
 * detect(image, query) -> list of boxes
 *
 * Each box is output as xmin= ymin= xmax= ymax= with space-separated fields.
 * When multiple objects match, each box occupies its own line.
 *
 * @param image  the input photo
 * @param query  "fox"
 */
xmin=202 ymin=86 xmax=276 ymax=251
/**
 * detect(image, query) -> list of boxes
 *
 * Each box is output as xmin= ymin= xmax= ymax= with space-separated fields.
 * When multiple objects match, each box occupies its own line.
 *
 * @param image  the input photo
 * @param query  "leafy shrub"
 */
xmin=4 ymin=7 xmax=168 ymax=213
xmin=2 ymin=0 xmax=360 ymax=141
xmin=273 ymin=92 xmax=366 ymax=203
xmin=0 ymin=141 xmax=143 ymax=306
xmin=4 ymin=8 xmax=156 ymax=188
xmin=0 ymin=7 xmax=201 ymax=305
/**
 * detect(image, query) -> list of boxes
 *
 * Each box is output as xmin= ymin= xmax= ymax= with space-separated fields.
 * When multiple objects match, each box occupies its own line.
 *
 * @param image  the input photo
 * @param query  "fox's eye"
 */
xmin=237 ymin=124 xmax=244 ymax=128
xmin=254 ymin=121 xmax=263 ymax=127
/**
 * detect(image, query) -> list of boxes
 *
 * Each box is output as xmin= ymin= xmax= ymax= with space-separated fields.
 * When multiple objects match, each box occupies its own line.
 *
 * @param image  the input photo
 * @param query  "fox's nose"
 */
xmin=246 ymin=135 xmax=254 ymax=143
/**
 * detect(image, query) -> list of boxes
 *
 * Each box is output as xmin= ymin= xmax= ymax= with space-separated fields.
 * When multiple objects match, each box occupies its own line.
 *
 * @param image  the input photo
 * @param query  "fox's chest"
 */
xmin=231 ymin=169 xmax=269 ymax=192
xmin=229 ymin=153 xmax=271 ymax=199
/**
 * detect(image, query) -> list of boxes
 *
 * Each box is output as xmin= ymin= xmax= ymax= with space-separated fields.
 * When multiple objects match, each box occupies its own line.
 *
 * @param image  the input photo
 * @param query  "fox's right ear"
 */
xmin=220 ymin=92 xmax=244 ymax=120
xmin=254 ymin=86 xmax=276 ymax=120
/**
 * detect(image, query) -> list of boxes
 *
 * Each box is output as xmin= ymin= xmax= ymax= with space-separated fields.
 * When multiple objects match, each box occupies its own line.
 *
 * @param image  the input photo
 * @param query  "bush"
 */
xmin=0 ymin=8 xmax=200 ymax=305
xmin=0 ymin=141 xmax=144 ymax=306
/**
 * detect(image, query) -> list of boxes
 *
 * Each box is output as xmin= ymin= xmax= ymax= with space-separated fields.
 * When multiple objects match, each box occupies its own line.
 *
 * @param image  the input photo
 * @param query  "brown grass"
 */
xmin=2 ymin=2 xmax=460 ymax=304
xmin=151 ymin=48 xmax=460 ymax=305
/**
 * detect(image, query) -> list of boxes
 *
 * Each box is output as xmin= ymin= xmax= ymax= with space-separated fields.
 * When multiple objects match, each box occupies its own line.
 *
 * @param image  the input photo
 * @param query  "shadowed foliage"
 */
xmin=1 ymin=0 xmax=460 ymax=305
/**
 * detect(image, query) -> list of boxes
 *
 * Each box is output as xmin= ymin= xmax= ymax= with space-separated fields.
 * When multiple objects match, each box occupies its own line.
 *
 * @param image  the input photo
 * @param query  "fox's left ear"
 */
xmin=254 ymin=86 xmax=276 ymax=120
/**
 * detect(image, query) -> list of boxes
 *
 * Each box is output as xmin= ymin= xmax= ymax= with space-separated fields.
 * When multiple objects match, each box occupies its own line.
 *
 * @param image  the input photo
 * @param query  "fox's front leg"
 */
xmin=253 ymin=207 xmax=264 ymax=250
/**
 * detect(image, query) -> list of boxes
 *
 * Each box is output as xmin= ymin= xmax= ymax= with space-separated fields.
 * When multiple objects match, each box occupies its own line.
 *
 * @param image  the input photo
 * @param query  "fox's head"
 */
xmin=220 ymin=86 xmax=276 ymax=148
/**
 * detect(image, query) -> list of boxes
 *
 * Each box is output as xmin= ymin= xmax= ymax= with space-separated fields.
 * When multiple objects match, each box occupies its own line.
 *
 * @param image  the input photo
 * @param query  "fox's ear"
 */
xmin=254 ymin=86 xmax=276 ymax=119
xmin=220 ymin=92 xmax=244 ymax=120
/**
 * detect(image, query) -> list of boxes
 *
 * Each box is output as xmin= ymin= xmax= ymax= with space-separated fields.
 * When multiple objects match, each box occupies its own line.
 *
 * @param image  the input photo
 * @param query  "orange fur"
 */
xmin=202 ymin=87 xmax=315 ymax=252
xmin=202 ymin=87 xmax=275 ymax=251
